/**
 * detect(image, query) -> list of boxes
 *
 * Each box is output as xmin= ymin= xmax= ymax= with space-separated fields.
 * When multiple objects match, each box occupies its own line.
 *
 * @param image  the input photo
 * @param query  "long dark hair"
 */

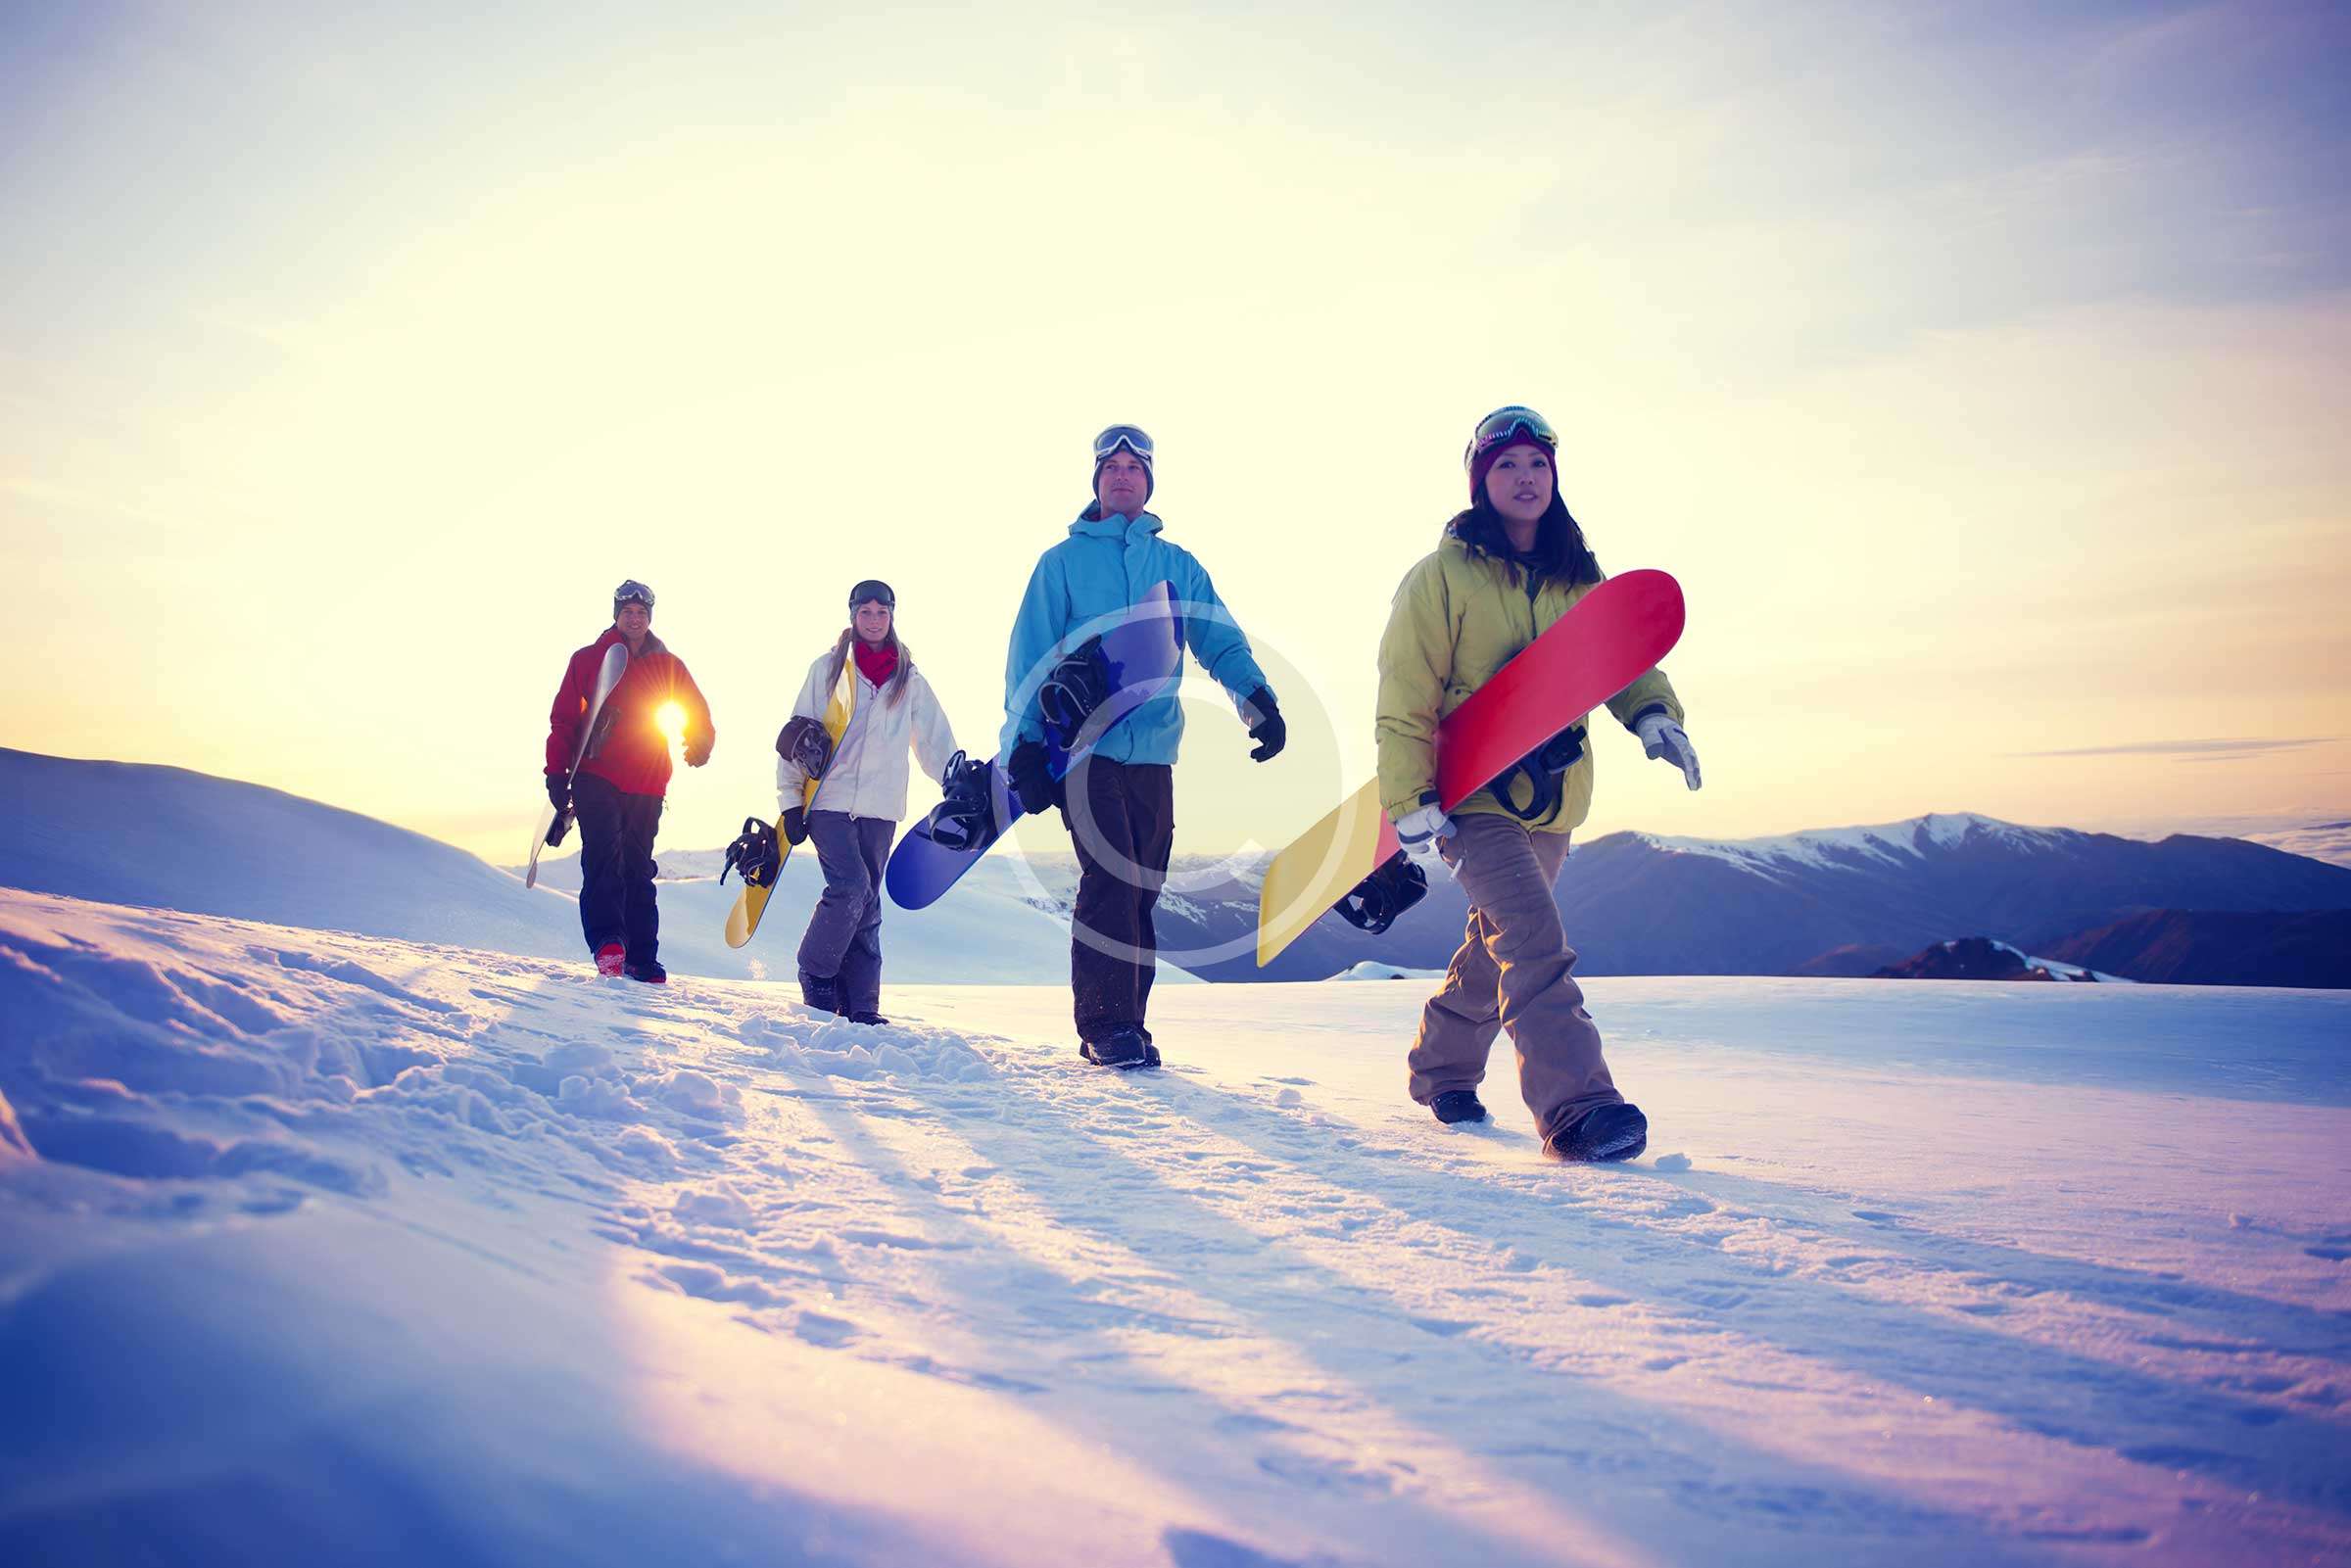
xmin=825 ymin=625 xmax=915 ymax=708
xmin=1444 ymin=491 xmax=1600 ymax=591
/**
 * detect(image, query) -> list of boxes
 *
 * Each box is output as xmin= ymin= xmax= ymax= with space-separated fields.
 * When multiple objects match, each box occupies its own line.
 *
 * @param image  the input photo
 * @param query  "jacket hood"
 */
xmin=1069 ymin=508 xmax=1164 ymax=539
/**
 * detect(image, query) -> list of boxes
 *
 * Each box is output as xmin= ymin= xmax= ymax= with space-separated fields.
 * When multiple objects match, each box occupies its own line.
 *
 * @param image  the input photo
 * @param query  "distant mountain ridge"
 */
xmin=1869 ymin=937 xmax=2105 ymax=983
xmin=1136 ymin=812 xmax=2351 ymax=982
xmin=2041 ymin=910 xmax=2351 ymax=989
xmin=8 ymin=749 xmax=2346 ymax=987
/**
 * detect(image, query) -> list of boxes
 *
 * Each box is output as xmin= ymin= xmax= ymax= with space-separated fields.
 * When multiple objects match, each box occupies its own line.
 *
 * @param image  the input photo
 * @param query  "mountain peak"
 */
xmin=1628 ymin=811 xmax=2069 ymax=875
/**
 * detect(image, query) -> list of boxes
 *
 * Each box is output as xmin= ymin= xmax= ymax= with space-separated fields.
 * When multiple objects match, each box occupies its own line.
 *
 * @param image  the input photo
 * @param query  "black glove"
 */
xmin=1242 ymin=687 xmax=1286 ymax=763
xmin=782 ymin=807 xmax=807 ymax=845
xmin=1007 ymin=739 xmax=1060 ymax=820
xmin=546 ymin=773 xmax=569 ymax=810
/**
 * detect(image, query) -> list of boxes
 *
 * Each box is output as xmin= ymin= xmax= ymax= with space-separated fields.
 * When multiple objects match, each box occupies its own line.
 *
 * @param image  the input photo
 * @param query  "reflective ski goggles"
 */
xmin=848 ymin=578 xmax=895 ymax=610
xmin=1463 ymin=405 xmax=1559 ymax=469
xmin=612 ymin=579 xmax=656 ymax=608
xmin=1092 ymin=424 xmax=1155 ymax=465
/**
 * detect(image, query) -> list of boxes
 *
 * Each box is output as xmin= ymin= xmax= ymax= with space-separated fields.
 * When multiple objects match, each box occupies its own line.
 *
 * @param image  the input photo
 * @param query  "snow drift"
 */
xmin=0 ymin=747 xmax=1086 ymax=983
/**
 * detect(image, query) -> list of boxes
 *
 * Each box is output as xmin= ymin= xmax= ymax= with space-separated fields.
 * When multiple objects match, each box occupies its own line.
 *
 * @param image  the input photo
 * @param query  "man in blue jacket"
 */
xmin=1003 ymin=424 xmax=1286 ymax=1069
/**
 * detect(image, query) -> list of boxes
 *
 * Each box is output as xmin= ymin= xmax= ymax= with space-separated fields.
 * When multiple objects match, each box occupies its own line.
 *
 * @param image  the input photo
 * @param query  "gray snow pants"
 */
xmin=796 ymin=811 xmax=895 ymax=1015
xmin=1408 ymin=812 xmax=1622 ymax=1141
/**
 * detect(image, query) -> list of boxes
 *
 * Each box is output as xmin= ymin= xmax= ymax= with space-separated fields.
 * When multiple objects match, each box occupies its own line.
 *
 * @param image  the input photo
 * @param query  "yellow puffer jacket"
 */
xmin=1375 ymin=533 xmax=1682 ymax=833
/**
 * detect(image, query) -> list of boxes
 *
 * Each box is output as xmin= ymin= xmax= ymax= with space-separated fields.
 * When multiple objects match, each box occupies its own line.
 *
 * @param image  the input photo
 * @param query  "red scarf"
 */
xmin=853 ymin=640 xmax=899 ymax=688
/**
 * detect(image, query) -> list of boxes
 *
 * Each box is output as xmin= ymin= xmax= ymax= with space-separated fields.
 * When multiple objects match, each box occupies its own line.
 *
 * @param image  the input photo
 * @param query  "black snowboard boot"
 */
xmin=799 ymin=972 xmax=841 ymax=1015
xmin=1079 ymin=1024 xmax=1152 ymax=1070
xmin=1430 ymin=1089 xmax=1487 ymax=1124
xmin=846 ymin=1010 xmax=889 ymax=1026
xmin=625 ymin=959 xmax=668 ymax=985
xmin=1544 ymin=1102 xmax=1647 ymax=1164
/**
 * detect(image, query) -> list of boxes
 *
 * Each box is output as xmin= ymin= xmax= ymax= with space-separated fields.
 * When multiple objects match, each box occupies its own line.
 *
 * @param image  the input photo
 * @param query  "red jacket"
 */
xmin=545 ymin=628 xmax=716 ymax=797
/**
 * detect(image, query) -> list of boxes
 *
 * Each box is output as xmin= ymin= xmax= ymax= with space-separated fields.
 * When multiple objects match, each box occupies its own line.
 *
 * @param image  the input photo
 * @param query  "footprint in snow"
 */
xmin=793 ymin=1311 xmax=859 ymax=1349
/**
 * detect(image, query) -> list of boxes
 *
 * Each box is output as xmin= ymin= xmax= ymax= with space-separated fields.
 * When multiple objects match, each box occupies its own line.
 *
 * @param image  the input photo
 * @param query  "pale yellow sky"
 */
xmin=5 ymin=3 xmax=2345 ymax=865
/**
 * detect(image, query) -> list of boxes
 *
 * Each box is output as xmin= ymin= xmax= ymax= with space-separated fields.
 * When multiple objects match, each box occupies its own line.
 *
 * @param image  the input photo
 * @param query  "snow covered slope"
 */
xmin=0 ymin=748 xmax=1083 ymax=983
xmin=4 ymin=885 xmax=2346 ymax=1566
xmin=0 ymin=744 xmax=583 ymax=962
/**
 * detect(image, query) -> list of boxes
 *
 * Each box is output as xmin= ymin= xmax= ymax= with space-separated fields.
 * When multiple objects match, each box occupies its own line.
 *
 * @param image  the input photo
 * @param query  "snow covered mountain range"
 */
xmin=5 ymin=748 xmax=2346 ymax=985
xmin=1153 ymin=813 xmax=2351 ymax=983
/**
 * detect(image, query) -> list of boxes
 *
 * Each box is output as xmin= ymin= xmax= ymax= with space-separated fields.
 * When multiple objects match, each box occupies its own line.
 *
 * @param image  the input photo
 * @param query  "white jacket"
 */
xmin=776 ymin=646 xmax=959 ymax=823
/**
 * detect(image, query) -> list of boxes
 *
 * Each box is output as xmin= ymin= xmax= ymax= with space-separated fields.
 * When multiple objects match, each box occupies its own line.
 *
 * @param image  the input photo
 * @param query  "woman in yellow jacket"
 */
xmin=1374 ymin=406 xmax=1701 ymax=1162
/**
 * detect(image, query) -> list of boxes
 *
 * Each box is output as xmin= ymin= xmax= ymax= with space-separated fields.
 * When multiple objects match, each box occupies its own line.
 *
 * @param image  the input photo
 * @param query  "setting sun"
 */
xmin=654 ymin=701 xmax=687 ymax=745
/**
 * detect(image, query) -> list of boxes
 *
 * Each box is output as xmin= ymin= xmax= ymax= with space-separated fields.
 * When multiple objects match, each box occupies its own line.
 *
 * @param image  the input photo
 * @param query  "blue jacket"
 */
xmin=1000 ymin=509 xmax=1269 ymax=764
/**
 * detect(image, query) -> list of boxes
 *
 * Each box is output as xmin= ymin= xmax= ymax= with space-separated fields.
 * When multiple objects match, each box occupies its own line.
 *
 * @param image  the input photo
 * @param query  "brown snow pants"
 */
xmin=1408 ymin=813 xmax=1621 ymax=1140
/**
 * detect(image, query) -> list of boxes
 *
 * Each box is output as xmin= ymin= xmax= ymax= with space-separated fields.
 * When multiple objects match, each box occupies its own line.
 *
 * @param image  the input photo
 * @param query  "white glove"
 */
xmin=1396 ymin=801 xmax=1457 ymax=846
xmin=1635 ymin=713 xmax=1703 ymax=791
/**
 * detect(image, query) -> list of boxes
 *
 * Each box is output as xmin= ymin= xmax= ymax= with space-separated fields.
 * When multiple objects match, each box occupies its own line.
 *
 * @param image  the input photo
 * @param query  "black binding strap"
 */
xmin=1334 ymin=851 xmax=1429 ymax=935
xmin=720 ymin=817 xmax=782 ymax=888
xmin=1488 ymin=724 xmax=1586 ymax=822
xmin=1036 ymin=636 xmax=1112 ymax=750
xmin=927 ymin=751 xmax=997 ymax=853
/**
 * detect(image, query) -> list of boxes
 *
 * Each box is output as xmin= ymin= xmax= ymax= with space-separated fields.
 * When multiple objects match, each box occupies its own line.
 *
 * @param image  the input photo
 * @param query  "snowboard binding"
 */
xmin=543 ymin=806 xmax=574 ymax=849
xmin=720 ymin=817 xmax=782 ymax=889
xmin=1490 ymin=724 xmax=1587 ymax=823
xmin=775 ymin=714 xmax=836 ymax=780
xmin=1036 ymin=636 xmax=1114 ymax=751
xmin=1333 ymin=849 xmax=1428 ymax=934
xmin=927 ymin=750 xmax=998 ymax=854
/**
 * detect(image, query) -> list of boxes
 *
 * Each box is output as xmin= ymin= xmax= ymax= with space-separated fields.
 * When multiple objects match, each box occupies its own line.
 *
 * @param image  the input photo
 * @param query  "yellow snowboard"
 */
xmin=724 ymin=660 xmax=857 ymax=949
xmin=1255 ymin=778 xmax=1401 ymax=968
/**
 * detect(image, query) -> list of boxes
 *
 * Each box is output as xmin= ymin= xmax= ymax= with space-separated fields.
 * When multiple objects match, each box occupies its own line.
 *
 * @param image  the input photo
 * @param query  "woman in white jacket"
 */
xmin=778 ymin=580 xmax=959 ymax=1022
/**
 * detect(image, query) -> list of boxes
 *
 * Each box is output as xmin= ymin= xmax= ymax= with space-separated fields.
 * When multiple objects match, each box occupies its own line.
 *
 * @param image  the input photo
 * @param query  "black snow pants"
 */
xmin=573 ymin=772 xmax=663 ymax=966
xmin=1068 ymin=759 xmax=1175 ymax=1046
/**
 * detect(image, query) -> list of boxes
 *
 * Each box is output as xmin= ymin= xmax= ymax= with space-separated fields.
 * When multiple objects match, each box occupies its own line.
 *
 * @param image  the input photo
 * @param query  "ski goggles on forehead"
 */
xmin=1465 ymin=405 xmax=1559 ymax=463
xmin=1092 ymin=424 xmax=1154 ymax=464
xmin=613 ymin=580 xmax=655 ymax=607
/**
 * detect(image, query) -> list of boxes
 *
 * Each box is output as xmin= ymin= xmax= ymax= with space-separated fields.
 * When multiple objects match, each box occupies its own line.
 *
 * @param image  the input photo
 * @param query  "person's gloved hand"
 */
xmin=1241 ymin=687 xmax=1286 ymax=762
xmin=782 ymin=807 xmax=807 ymax=845
xmin=1396 ymin=797 xmax=1457 ymax=847
xmin=546 ymin=773 xmax=568 ymax=810
xmin=1007 ymin=739 xmax=1058 ymax=818
xmin=684 ymin=731 xmax=713 ymax=768
xmin=1635 ymin=712 xmax=1702 ymax=791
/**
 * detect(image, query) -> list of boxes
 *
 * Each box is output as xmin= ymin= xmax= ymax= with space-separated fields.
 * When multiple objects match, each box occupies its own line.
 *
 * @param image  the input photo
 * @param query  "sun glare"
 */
xmin=655 ymin=700 xmax=687 ymax=744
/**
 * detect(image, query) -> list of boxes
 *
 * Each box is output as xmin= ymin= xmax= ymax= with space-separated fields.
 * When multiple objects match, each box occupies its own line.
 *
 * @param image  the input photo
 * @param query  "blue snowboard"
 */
xmin=886 ymin=580 xmax=1182 ymax=911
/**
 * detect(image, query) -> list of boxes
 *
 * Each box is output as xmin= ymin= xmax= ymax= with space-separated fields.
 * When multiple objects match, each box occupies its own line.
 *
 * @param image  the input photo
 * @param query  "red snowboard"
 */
xmin=1256 ymin=568 xmax=1685 ymax=966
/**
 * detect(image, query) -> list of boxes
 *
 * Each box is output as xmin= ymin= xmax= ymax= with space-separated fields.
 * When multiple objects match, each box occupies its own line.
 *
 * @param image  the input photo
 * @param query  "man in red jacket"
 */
xmin=544 ymin=580 xmax=716 ymax=983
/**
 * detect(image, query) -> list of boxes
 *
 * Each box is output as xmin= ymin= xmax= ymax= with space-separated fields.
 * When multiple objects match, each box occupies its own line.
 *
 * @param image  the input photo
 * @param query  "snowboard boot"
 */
xmin=626 ymin=959 xmax=668 ymax=985
xmin=1079 ymin=1024 xmax=1152 ymax=1070
xmin=595 ymin=943 xmax=627 ymax=978
xmin=846 ymin=1010 xmax=889 ymax=1026
xmin=799 ymin=972 xmax=842 ymax=1015
xmin=1544 ymin=1102 xmax=1647 ymax=1164
xmin=1430 ymin=1089 xmax=1488 ymax=1125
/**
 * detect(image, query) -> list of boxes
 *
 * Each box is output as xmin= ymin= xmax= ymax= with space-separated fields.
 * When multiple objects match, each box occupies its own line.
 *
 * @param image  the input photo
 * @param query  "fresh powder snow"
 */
xmin=3 ymin=884 xmax=2345 ymax=1566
